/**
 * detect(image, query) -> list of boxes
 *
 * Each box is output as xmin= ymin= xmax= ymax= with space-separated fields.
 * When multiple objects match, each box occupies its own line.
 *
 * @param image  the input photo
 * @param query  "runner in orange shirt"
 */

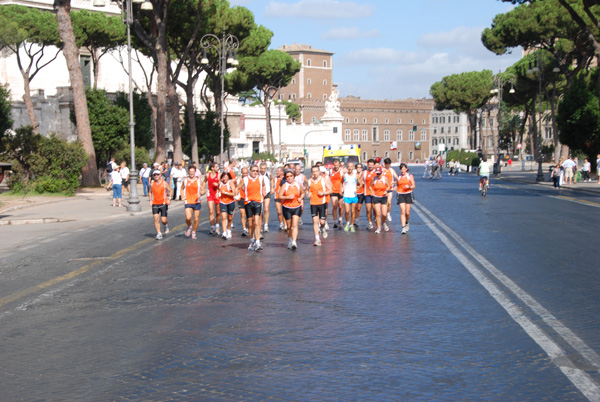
xmin=235 ymin=167 xmax=249 ymax=237
xmin=308 ymin=165 xmax=332 ymax=246
xmin=239 ymin=164 xmax=267 ymax=251
xmin=217 ymin=172 xmax=236 ymax=240
xmin=354 ymin=163 xmax=365 ymax=227
xmin=396 ymin=163 xmax=416 ymax=234
xmin=382 ymin=157 xmax=398 ymax=223
xmin=329 ymin=159 xmax=344 ymax=228
xmin=363 ymin=159 xmax=377 ymax=230
xmin=181 ymin=165 xmax=206 ymax=240
xmin=369 ymin=167 xmax=390 ymax=234
xmin=149 ymin=170 xmax=171 ymax=240
xmin=278 ymin=169 xmax=305 ymax=250
xmin=273 ymin=167 xmax=286 ymax=231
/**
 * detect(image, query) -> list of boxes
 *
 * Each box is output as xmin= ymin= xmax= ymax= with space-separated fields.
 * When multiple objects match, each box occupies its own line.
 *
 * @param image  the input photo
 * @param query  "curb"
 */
xmin=0 ymin=218 xmax=73 ymax=226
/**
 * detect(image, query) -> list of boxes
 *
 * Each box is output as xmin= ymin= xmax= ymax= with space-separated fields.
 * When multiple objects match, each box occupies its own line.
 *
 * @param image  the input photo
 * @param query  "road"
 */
xmin=0 ymin=168 xmax=599 ymax=401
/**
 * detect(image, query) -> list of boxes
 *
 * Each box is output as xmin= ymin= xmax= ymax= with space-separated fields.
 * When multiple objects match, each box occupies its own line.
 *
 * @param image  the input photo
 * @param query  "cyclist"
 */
xmin=478 ymin=156 xmax=492 ymax=193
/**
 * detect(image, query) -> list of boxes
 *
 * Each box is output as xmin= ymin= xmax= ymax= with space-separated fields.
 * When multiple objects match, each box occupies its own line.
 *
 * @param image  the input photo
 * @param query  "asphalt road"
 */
xmin=1 ymin=169 xmax=599 ymax=401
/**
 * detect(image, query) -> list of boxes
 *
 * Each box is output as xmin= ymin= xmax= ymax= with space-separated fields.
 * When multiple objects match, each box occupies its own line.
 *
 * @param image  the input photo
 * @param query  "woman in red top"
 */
xmin=273 ymin=167 xmax=286 ymax=231
xmin=278 ymin=169 xmax=305 ymax=250
xmin=369 ymin=167 xmax=390 ymax=234
xmin=206 ymin=162 xmax=221 ymax=235
xmin=217 ymin=172 xmax=236 ymax=240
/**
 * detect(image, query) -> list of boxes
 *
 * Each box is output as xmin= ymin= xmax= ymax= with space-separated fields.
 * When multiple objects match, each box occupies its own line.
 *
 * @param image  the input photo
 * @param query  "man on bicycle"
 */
xmin=478 ymin=156 xmax=492 ymax=192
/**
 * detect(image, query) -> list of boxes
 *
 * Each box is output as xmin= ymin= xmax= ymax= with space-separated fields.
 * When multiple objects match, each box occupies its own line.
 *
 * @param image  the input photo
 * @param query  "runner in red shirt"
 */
xmin=329 ymin=159 xmax=344 ymax=228
xmin=206 ymin=162 xmax=221 ymax=235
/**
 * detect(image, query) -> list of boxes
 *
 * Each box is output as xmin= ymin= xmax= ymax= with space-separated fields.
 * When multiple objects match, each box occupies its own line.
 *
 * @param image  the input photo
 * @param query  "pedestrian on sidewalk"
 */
xmin=551 ymin=165 xmax=561 ymax=189
xmin=562 ymin=157 xmax=576 ymax=185
xmin=108 ymin=165 xmax=123 ymax=207
xmin=581 ymin=158 xmax=591 ymax=182
xmin=120 ymin=161 xmax=130 ymax=196
xmin=139 ymin=163 xmax=151 ymax=196
xmin=597 ymin=154 xmax=600 ymax=183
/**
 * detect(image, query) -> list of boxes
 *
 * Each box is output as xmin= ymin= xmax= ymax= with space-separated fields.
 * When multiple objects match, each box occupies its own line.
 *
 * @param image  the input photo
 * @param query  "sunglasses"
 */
xmin=153 ymin=173 xmax=160 ymax=176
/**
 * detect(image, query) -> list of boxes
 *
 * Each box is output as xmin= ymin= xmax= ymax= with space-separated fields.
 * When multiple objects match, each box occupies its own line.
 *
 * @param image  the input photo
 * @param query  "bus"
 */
xmin=322 ymin=144 xmax=361 ymax=168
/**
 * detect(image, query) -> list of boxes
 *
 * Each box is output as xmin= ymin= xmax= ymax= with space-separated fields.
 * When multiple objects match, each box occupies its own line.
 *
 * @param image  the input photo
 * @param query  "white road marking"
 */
xmin=414 ymin=201 xmax=600 ymax=401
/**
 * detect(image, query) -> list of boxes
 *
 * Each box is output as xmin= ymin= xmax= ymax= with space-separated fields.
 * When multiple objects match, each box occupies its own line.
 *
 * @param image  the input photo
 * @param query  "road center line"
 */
xmin=413 ymin=202 xmax=600 ymax=402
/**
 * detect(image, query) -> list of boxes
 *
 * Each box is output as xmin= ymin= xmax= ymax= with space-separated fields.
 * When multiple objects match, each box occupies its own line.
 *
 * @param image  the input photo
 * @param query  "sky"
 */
xmin=229 ymin=0 xmax=522 ymax=100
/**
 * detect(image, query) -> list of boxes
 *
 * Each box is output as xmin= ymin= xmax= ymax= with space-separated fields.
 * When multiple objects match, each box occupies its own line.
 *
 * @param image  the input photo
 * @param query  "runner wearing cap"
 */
xmin=278 ymin=169 xmax=305 ymax=250
xmin=181 ymin=165 xmax=205 ymax=240
xmin=369 ymin=166 xmax=390 ymax=234
xmin=149 ymin=169 xmax=171 ymax=240
xmin=308 ymin=165 xmax=332 ymax=246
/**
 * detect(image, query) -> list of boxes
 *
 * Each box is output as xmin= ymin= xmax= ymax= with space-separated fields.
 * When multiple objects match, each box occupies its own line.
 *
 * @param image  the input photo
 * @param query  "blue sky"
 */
xmin=230 ymin=0 xmax=522 ymax=100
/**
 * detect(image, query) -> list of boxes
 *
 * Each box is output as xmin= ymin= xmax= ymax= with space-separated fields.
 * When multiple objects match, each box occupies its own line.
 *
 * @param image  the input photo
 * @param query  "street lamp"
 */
xmin=303 ymin=129 xmax=331 ymax=166
xmin=94 ymin=0 xmax=153 ymax=212
xmin=265 ymin=85 xmax=280 ymax=161
xmin=200 ymin=30 xmax=239 ymax=164
xmin=490 ymin=71 xmax=515 ymax=176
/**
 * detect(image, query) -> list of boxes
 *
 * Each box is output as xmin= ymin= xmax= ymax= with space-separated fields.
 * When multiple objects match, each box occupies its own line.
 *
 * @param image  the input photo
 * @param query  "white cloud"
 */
xmin=321 ymin=27 xmax=380 ymax=40
xmin=418 ymin=26 xmax=486 ymax=55
xmin=264 ymin=0 xmax=375 ymax=19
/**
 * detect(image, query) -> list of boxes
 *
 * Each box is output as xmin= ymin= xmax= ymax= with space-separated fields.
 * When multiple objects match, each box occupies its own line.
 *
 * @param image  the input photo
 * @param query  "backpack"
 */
xmin=106 ymin=162 xmax=113 ymax=173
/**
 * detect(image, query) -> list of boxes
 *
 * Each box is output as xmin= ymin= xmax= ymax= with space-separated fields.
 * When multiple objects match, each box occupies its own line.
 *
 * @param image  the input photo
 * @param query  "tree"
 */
xmin=182 ymin=109 xmax=229 ymax=160
xmin=0 ymin=85 xmax=13 ymax=143
xmin=0 ymin=5 xmax=62 ymax=133
xmin=72 ymin=88 xmax=129 ymax=168
xmin=115 ymin=90 xmax=154 ymax=150
xmin=557 ymin=71 xmax=600 ymax=160
xmin=430 ymin=70 xmax=494 ymax=150
xmin=54 ymin=0 xmax=99 ymax=186
xmin=71 ymin=10 xmax=126 ymax=89
xmin=275 ymin=99 xmax=300 ymax=121
xmin=234 ymin=49 xmax=301 ymax=154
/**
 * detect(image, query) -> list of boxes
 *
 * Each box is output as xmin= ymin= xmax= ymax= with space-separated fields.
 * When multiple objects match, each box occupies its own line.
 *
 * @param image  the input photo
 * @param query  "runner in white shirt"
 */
xmin=342 ymin=162 xmax=359 ymax=232
xmin=294 ymin=163 xmax=308 ymax=225
xmin=259 ymin=162 xmax=272 ymax=232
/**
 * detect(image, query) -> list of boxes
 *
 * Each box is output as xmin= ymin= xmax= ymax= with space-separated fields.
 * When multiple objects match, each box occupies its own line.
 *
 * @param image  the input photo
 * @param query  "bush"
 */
xmin=251 ymin=151 xmax=276 ymax=162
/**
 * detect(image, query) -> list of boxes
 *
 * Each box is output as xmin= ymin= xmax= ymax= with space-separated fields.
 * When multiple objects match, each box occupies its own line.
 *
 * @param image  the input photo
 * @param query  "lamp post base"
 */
xmin=126 ymin=170 xmax=142 ymax=212
xmin=535 ymin=161 xmax=545 ymax=182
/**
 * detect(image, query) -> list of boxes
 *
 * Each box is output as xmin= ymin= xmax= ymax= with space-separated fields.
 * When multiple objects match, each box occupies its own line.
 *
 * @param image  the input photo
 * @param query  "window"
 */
xmin=409 ymin=131 xmax=415 ymax=141
xmin=345 ymin=118 xmax=350 ymax=123
xmin=421 ymin=130 xmax=426 ymax=141
xmin=363 ymin=118 xmax=367 ymax=123
xmin=491 ymin=118 xmax=494 ymax=127
xmin=307 ymin=59 xmax=311 ymax=66
xmin=397 ymin=152 xmax=401 ymax=161
xmin=373 ymin=118 xmax=378 ymax=124
xmin=398 ymin=118 xmax=402 ymax=124
xmin=422 ymin=118 xmax=426 ymax=124
xmin=410 ymin=118 xmax=414 ymax=124
xmin=441 ymin=127 xmax=445 ymax=133
xmin=353 ymin=129 xmax=359 ymax=141
xmin=482 ymin=117 xmax=486 ymax=127
xmin=432 ymin=138 xmax=438 ymax=146
xmin=384 ymin=151 xmax=389 ymax=158
xmin=454 ymin=115 xmax=459 ymax=123
xmin=323 ymin=94 xmax=327 ymax=99
xmin=279 ymin=94 xmax=284 ymax=100
xmin=292 ymin=93 xmax=296 ymax=100
xmin=307 ymin=78 xmax=311 ymax=85
xmin=433 ymin=128 xmax=437 ymax=134
xmin=455 ymin=126 xmax=458 ymax=133
xmin=373 ymin=150 xmax=377 ymax=157
xmin=454 ymin=138 xmax=459 ymax=145
xmin=363 ymin=151 xmax=367 ymax=161
xmin=323 ymin=60 xmax=327 ymax=67
xmin=362 ymin=129 xmax=368 ymax=141
xmin=384 ymin=129 xmax=390 ymax=141
xmin=307 ymin=93 xmax=311 ymax=99
xmin=372 ymin=127 xmax=378 ymax=142
xmin=440 ymin=116 xmax=445 ymax=123
xmin=292 ymin=78 xmax=296 ymax=84
xmin=433 ymin=116 xmax=438 ymax=123
xmin=385 ymin=118 xmax=389 ymax=124
xmin=409 ymin=151 xmax=414 ymax=160
xmin=345 ymin=129 xmax=351 ymax=141
xmin=396 ymin=130 xmax=402 ymax=141
xmin=80 ymin=55 xmax=91 ymax=88
xmin=323 ymin=79 xmax=327 ymax=86
xmin=354 ymin=118 xmax=358 ymax=123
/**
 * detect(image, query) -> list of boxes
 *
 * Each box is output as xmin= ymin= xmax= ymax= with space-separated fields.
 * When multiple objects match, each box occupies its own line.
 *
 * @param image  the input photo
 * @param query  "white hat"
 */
xmin=152 ymin=170 xmax=161 ymax=175
xmin=319 ymin=166 xmax=327 ymax=173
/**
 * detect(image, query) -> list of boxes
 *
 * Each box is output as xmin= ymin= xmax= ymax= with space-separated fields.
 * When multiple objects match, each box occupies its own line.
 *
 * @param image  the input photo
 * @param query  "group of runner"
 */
xmin=148 ymin=157 xmax=416 ymax=251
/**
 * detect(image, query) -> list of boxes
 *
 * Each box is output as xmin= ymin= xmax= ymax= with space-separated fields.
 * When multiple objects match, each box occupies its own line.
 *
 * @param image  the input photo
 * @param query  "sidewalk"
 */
xmin=0 ymin=185 xmax=174 ymax=226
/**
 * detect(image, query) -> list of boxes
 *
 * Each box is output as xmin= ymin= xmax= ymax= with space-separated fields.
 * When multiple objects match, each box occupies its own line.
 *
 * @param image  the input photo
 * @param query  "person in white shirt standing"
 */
xmin=109 ymin=165 xmax=123 ymax=207
xmin=561 ymin=157 xmax=576 ymax=185
xmin=139 ymin=163 xmax=151 ymax=196
xmin=581 ymin=158 xmax=591 ymax=182
xmin=119 ymin=161 xmax=130 ymax=196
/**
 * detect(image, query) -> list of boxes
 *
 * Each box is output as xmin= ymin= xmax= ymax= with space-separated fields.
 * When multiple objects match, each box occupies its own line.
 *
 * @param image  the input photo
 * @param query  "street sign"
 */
xmin=390 ymin=141 xmax=397 ymax=150
xmin=517 ymin=143 xmax=522 ymax=149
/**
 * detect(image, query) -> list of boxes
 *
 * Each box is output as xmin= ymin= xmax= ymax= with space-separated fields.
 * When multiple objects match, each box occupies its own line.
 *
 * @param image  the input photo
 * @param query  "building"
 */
xmin=430 ymin=109 xmax=470 ymax=155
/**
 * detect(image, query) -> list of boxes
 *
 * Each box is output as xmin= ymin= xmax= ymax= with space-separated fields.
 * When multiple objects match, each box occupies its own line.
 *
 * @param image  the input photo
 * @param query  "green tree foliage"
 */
xmin=182 ymin=109 xmax=229 ymax=161
xmin=275 ymin=99 xmax=301 ymax=121
xmin=114 ymin=146 xmax=152 ymax=170
xmin=72 ymin=88 xmax=129 ymax=167
xmin=71 ymin=10 xmax=126 ymax=89
xmin=446 ymin=149 xmax=480 ymax=167
xmin=1 ymin=126 xmax=88 ymax=194
xmin=115 ymin=90 xmax=154 ymax=150
xmin=0 ymin=85 xmax=13 ymax=143
xmin=0 ymin=5 xmax=61 ymax=132
xmin=557 ymin=71 xmax=600 ymax=160
xmin=430 ymin=70 xmax=493 ymax=149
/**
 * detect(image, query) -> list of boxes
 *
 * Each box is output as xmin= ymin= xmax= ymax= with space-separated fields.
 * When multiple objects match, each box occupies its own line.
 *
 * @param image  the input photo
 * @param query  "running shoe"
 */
xmin=155 ymin=232 xmax=163 ymax=240
xmin=367 ymin=222 xmax=374 ymax=230
xmin=264 ymin=223 xmax=269 ymax=232
xmin=255 ymin=241 xmax=263 ymax=251
xmin=344 ymin=223 xmax=350 ymax=232
xmin=185 ymin=226 xmax=192 ymax=237
xmin=375 ymin=228 xmax=381 ymax=234
xmin=405 ymin=223 xmax=410 ymax=232
xmin=350 ymin=225 xmax=355 ymax=233
xmin=210 ymin=226 xmax=216 ymax=235
xmin=401 ymin=226 xmax=407 ymax=234
xmin=279 ymin=222 xmax=285 ymax=230
xmin=215 ymin=225 xmax=220 ymax=235
xmin=287 ymin=238 xmax=293 ymax=249
xmin=383 ymin=223 xmax=390 ymax=232
xmin=221 ymin=232 xmax=227 ymax=239
xmin=164 ymin=225 xmax=169 ymax=234
xmin=284 ymin=225 xmax=288 ymax=230
xmin=338 ymin=218 xmax=343 ymax=226
xmin=191 ymin=231 xmax=197 ymax=240
xmin=299 ymin=218 xmax=304 ymax=226
xmin=248 ymin=239 xmax=255 ymax=251
xmin=291 ymin=241 xmax=297 ymax=250
xmin=314 ymin=238 xmax=322 ymax=246
xmin=226 ymin=230 xmax=232 ymax=240
xmin=387 ymin=213 xmax=392 ymax=222
xmin=324 ymin=222 xmax=329 ymax=230
xmin=231 ymin=223 xmax=235 ymax=229
xmin=333 ymin=223 xmax=338 ymax=229
xmin=242 ymin=228 xmax=249 ymax=237
xmin=322 ymin=227 xmax=328 ymax=239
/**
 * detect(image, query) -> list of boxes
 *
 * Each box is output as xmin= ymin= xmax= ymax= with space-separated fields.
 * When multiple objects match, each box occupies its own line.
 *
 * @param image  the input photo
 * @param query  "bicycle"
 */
xmin=479 ymin=176 xmax=488 ymax=197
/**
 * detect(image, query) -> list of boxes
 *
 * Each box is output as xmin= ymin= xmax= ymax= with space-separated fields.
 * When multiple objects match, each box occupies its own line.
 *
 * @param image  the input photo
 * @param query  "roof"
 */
xmin=278 ymin=43 xmax=334 ymax=56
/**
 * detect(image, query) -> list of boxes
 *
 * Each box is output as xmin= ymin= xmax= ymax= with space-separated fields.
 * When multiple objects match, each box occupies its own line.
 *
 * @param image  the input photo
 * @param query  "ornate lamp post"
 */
xmin=265 ymin=85 xmax=281 ymax=160
xmin=94 ymin=0 xmax=153 ymax=212
xmin=200 ymin=30 xmax=239 ymax=164
xmin=490 ymin=71 xmax=515 ymax=176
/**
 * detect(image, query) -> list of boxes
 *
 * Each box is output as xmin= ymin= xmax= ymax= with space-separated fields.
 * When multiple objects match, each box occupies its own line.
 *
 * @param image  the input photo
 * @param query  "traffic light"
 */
xmin=413 ymin=125 xmax=417 ymax=132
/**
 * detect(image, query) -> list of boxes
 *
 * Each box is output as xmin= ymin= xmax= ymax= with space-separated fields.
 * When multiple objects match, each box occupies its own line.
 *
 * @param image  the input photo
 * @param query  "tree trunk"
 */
xmin=264 ymin=92 xmax=273 ymax=154
xmin=54 ymin=0 xmax=99 ymax=186
xmin=468 ymin=111 xmax=477 ymax=150
xmin=168 ymin=79 xmax=182 ymax=163
xmin=92 ymin=49 xmax=99 ymax=90
xmin=155 ymin=43 xmax=167 ymax=163
xmin=21 ymin=75 xmax=39 ymax=133
xmin=185 ymin=84 xmax=199 ymax=164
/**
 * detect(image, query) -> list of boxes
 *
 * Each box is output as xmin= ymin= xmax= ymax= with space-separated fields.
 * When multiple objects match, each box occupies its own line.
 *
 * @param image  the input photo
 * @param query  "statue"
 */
xmin=323 ymin=89 xmax=341 ymax=118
